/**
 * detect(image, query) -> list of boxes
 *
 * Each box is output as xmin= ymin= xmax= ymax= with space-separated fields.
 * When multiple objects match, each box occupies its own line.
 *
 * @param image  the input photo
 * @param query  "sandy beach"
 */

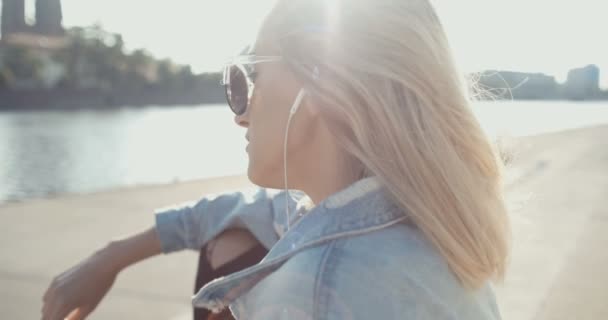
xmin=1 ymin=125 xmax=607 ymax=320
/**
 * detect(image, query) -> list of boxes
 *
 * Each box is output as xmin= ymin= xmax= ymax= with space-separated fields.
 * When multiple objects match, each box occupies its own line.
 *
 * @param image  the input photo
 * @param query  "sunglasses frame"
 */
xmin=222 ymin=55 xmax=283 ymax=115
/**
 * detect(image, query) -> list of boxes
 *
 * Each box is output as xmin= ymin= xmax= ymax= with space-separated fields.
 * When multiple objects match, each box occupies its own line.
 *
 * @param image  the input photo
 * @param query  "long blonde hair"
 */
xmin=275 ymin=0 xmax=510 ymax=290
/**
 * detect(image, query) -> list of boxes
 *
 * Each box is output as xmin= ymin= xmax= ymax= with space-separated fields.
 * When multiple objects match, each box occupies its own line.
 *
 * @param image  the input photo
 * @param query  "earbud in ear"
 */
xmin=289 ymin=88 xmax=307 ymax=115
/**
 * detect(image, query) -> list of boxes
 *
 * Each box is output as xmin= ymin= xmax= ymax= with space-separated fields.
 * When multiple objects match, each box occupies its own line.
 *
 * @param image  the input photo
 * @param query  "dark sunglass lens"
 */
xmin=228 ymin=66 xmax=248 ymax=115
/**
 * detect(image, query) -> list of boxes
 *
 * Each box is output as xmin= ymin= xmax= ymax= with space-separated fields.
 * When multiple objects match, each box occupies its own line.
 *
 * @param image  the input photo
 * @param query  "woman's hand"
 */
xmin=41 ymin=227 xmax=163 ymax=320
xmin=41 ymin=246 xmax=120 ymax=320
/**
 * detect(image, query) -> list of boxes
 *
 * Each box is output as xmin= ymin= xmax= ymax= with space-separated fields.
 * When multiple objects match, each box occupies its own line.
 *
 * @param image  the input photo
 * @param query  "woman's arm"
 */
xmin=42 ymin=187 xmax=303 ymax=320
xmin=105 ymin=226 xmax=163 ymax=271
xmin=107 ymin=187 xmax=304 ymax=270
xmin=154 ymin=187 xmax=305 ymax=254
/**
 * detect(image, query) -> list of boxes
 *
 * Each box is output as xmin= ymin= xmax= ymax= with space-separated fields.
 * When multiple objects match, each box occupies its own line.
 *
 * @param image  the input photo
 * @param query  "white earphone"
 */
xmin=284 ymin=88 xmax=307 ymax=233
xmin=289 ymin=88 xmax=306 ymax=116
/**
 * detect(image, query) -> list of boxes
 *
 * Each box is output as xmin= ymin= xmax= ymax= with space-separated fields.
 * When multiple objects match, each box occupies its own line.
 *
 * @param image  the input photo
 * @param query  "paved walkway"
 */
xmin=495 ymin=125 xmax=608 ymax=319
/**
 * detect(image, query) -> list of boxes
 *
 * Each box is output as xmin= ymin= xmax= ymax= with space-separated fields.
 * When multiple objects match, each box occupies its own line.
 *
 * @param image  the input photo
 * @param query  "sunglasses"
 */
xmin=221 ymin=55 xmax=283 ymax=116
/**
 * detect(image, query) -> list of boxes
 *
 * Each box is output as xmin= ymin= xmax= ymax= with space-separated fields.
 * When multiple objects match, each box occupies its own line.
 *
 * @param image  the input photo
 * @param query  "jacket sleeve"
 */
xmin=154 ymin=187 xmax=304 ymax=254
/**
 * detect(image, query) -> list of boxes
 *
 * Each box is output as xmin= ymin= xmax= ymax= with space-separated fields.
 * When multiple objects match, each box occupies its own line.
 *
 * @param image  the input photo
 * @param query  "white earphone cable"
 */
xmin=284 ymin=89 xmax=306 ymax=234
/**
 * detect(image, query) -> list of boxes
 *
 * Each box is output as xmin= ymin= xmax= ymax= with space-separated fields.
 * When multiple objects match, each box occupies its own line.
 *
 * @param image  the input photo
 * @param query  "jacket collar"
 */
xmin=192 ymin=176 xmax=408 ymax=313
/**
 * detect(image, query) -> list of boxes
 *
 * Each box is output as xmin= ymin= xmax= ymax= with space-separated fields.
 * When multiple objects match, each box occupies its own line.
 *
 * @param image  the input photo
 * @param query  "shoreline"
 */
xmin=0 ymin=88 xmax=227 ymax=110
xmin=0 ymin=174 xmax=253 ymax=208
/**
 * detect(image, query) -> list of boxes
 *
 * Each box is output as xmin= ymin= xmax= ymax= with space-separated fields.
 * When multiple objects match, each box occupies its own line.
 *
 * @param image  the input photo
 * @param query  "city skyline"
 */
xmin=5 ymin=0 xmax=608 ymax=87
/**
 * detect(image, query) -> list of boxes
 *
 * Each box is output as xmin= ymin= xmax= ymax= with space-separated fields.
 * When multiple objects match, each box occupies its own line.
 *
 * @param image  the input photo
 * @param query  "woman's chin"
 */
xmin=247 ymin=165 xmax=279 ymax=189
xmin=246 ymin=164 xmax=264 ymax=187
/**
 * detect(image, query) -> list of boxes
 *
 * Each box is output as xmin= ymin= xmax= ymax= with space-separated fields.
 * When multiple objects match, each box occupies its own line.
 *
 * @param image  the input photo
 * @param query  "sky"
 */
xmin=28 ymin=0 xmax=608 ymax=87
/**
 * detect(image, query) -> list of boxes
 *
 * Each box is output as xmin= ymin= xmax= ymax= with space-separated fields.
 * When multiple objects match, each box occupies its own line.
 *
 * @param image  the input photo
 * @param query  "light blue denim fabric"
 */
xmin=154 ymin=176 xmax=501 ymax=319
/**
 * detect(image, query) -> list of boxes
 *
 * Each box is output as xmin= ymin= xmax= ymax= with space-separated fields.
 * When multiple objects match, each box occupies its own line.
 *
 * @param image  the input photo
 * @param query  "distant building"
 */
xmin=564 ymin=65 xmax=600 ymax=100
xmin=1 ymin=0 xmax=27 ymax=39
xmin=35 ymin=0 xmax=64 ymax=36
xmin=0 ymin=0 xmax=66 ymax=90
xmin=1 ymin=0 xmax=64 ymax=40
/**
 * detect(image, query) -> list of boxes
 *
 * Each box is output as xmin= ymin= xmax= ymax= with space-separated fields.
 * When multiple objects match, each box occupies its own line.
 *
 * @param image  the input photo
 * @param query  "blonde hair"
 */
xmin=275 ymin=0 xmax=510 ymax=290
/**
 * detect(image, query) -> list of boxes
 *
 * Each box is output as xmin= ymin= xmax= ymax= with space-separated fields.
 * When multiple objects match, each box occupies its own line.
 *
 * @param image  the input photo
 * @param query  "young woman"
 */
xmin=42 ymin=0 xmax=510 ymax=319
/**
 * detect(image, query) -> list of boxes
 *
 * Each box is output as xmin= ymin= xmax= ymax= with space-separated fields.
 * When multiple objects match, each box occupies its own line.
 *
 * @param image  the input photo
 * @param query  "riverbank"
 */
xmin=0 ymin=87 xmax=226 ymax=110
xmin=1 ymin=125 xmax=607 ymax=319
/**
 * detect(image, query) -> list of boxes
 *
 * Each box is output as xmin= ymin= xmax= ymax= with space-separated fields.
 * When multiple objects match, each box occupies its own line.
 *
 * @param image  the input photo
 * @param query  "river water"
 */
xmin=1 ymin=101 xmax=607 ymax=204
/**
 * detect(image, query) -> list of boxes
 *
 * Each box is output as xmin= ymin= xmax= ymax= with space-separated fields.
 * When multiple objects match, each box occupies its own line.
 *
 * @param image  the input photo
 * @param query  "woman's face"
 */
xmin=233 ymin=16 xmax=322 ymax=189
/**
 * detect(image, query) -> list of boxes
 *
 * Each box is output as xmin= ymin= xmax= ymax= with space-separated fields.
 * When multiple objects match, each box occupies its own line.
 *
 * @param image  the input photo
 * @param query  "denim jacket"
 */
xmin=154 ymin=176 xmax=501 ymax=319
